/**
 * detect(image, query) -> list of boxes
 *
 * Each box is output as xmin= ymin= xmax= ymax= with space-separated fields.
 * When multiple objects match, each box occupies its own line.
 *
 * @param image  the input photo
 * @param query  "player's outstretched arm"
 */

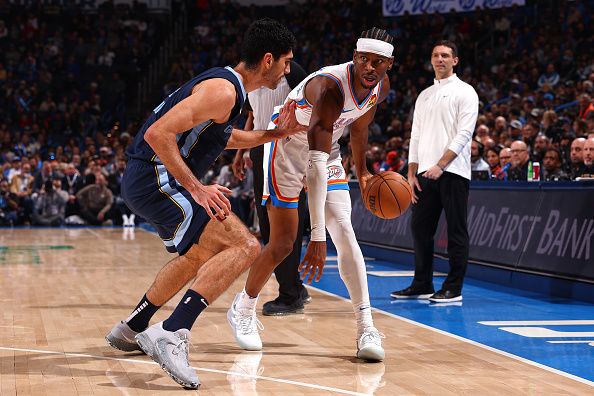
xmin=226 ymin=101 xmax=307 ymax=149
xmin=299 ymin=76 xmax=343 ymax=284
xmin=144 ymin=78 xmax=236 ymax=220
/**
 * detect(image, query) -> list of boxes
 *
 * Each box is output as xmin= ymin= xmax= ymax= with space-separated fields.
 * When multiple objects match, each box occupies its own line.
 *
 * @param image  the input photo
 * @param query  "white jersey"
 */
xmin=284 ymin=61 xmax=382 ymax=160
xmin=262 ymin=61 xmax=383 ymax=208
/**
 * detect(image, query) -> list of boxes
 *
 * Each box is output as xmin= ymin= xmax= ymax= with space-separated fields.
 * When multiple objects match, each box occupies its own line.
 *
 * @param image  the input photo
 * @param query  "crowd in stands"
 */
xmin=1 ymin=0 xmax=594 ymax=227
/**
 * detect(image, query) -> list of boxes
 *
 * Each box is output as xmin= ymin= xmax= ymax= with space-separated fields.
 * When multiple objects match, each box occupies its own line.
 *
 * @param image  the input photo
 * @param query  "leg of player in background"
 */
xmin=251 ymin=145 xmax=310 ymax=315
xmin=263 ymin=189 xmax=310 ymax=315
xmin=325 ymin=189 xmax=385 ymax=361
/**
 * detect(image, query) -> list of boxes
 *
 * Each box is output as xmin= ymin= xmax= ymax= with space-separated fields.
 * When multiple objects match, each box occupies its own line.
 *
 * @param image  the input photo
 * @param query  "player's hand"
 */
xmin=424 ymin=165 xmax=444 ymax=180
xmin=276 ymin=101 xmax=307 ymax=137
xmin=358 ymin=171 xmax=373 ymax=199
xmin=299 ymin=240 xmax=326 ymax=284
xmin=191 ymin=183 xmax=232 ymax=221
xmin=408 ymin=174 xmax=422 ymax=204
xmin=232 ymin=150 xmax=246 ymax=181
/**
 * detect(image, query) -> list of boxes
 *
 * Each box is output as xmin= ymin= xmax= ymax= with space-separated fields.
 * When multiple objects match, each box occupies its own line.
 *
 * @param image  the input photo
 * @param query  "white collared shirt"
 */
xmin=409 ymin=73 xmax=479 ymax=180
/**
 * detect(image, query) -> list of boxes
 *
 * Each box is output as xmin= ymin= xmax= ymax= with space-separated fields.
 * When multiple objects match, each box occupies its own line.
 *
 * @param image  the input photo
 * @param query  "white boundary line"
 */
xmin=308 ymin=286 xmax=594 ymax=388
xmin=0 ymin=346 xmax=368 ymax=396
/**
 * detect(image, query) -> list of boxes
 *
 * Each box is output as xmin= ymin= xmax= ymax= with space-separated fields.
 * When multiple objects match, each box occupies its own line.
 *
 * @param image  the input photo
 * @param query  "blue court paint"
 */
xmin=310 ymin=246 xmax=594 ymax=385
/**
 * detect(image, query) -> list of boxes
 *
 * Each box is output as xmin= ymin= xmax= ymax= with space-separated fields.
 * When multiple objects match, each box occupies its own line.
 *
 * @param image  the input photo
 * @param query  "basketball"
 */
xmin=363 ymin=171 xmax=412 ymax=219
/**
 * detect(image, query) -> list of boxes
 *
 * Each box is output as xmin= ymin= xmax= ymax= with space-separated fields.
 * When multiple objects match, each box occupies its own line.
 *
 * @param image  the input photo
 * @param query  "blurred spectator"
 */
xmin=495 ymin=147 xmax=513 ymax=180
xmin=508 ymin=141 xmax=529 ymax=181
xmin=5 ymin=158 xmax=21 ymax=183
xmin=0 ymin=178 xmax=18 ymax=225
xmin=485 ymin=148 xmax=501 ymax=176
xmin=76 ymin=173 xmax=113 ymax=225
xmin=107 ymin=157 xmax=134 ymax=226
xmin=578 ymin=93 xmax=594 ymax=120
xmin=379 ymin=150 xmax=405 ymax=173
xmin=542 ymin=149 xmax=569 ymax=181
xmin=531 ymin=134 xmax=550 ymax=162
xmin=471 ymin=140 xmax=490 ymax=175
xmin=32 ymin=179 xmax=67 ymax=226
xmin=580 ymin=138 xmax=594 ymax=178
xmin=567 ymin=137 xmax=586 ymax=179
xmin=537 ymin=63 xmax=560 ymax=89
xmin=521 ymin=122 xmax=539 ymax=149
xmin=509 ymin=120 xmax=523 ymax=141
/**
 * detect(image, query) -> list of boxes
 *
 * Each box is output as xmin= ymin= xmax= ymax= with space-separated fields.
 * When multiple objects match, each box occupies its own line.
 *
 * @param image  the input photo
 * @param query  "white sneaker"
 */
xmin=356 ymin=328 xmax=385 ymax=361
xmin=135 ymin=322 xmax=200 ymax=389
xmin=227 ymin=299 xmax=263 ymax=351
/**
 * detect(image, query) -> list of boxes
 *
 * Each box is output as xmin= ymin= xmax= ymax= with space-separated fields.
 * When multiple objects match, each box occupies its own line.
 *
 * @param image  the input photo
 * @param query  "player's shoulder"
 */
xmin=194 ymin=78 xmax=236 ymax=104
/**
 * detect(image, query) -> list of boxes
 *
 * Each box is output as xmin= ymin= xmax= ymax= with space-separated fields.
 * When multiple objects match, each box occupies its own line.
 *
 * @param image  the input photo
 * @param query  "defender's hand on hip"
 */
xmin=191 ymin=184 xmax=232 ymax=221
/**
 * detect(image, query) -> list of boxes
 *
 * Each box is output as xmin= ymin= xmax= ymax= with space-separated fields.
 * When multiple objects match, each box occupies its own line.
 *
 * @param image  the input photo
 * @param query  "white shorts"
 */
xmin=261 ymin=137 xmax=349 ymax=209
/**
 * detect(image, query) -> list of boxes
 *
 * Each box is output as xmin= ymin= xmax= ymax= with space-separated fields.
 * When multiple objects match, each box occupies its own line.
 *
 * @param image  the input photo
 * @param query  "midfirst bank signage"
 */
xmin=350 ymin=183 xmax=594 ymax=281
xmin=383 ymin=0 xmax=525 ymax=17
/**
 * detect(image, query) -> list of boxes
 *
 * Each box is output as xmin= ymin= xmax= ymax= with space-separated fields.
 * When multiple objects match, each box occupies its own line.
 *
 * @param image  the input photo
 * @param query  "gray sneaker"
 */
xmin=135 ymin=322 xmax=200 ymax=390
xmin=105 ymin=321 xmax=142 ymax=352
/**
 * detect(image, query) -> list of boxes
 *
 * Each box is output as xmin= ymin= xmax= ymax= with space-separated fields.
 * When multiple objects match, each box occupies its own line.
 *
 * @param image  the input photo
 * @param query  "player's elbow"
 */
xmin=144 ymin=126 xmax=160 ymax=148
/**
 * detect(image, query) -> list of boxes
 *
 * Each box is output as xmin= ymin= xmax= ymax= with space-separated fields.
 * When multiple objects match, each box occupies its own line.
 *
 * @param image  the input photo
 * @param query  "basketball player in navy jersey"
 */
xmin=104 ymin=19 xmax=302 ymax=389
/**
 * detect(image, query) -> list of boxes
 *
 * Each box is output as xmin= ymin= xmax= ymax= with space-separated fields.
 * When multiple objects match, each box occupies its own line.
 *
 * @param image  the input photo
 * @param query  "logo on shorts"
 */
xmin=327 ymin=165 xmax=343 ymax=179
xmin=224 ymin=125 xmax=233 ymax=134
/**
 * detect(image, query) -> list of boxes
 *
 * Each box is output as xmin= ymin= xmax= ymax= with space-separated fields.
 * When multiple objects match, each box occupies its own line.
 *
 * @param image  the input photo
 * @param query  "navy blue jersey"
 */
xmin=127 ymin=66 xmax=246 ymax=179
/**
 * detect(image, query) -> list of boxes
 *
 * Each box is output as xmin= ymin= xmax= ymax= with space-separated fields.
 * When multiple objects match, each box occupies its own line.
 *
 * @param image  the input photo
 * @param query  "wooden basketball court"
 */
xmin=0 ymin=228 xmax=591 ymax=395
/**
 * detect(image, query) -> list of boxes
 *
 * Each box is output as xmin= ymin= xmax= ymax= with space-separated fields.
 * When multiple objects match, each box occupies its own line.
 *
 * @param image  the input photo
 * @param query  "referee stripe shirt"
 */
xmin=246 ymin=61 xmax=307 ymax=130
xmin=409 ymin=73 xmax=479 ymax=180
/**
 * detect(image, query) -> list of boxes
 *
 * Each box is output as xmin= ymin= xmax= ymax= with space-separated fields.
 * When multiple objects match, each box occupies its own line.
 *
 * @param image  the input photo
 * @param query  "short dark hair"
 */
xmin=433 ymin=40 xmax=458 ymax=57
xmin=240 ymin=18 xmax=295 ymax=70
xmin=360 ymin=27 xmax=393 ymax=44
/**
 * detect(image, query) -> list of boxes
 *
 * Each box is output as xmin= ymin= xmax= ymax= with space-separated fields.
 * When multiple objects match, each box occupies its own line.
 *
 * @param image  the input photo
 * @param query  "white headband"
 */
xmin=356 ymin=38 xmax=394 ymax=58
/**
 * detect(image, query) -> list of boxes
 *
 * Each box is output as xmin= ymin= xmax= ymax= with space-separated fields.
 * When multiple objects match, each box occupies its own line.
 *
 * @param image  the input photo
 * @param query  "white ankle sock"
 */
xmin=235 ymin=289 xmax=258 ymax=314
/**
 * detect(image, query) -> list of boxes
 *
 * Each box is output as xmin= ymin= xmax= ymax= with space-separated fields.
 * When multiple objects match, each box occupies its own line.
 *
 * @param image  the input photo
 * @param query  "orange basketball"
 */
xmin=363 ymin=171 xmax=412 ymax=219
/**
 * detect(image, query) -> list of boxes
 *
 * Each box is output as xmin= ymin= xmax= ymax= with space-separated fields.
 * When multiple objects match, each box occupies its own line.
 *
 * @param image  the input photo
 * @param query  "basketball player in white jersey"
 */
xmin=233 ymin=61 xmax=312 ymax=316
xmin=228 ymin=28 xmax=394 ymax=361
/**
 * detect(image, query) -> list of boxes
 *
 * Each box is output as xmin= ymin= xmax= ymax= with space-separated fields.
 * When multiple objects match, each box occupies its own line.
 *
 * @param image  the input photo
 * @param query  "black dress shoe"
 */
xmin=300 ymin=287 xmax=312 ymax=305
xmin=428 ymin=290 xmax=462 ymax=303
xmin=262 ymin=298 xmax=305 ymax=316
xmin=390 ymin=286 xmax=434 ymax=299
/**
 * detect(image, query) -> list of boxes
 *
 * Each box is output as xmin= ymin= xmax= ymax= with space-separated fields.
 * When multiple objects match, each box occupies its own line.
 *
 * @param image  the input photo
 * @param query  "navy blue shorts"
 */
xmin=121 ymin=159 xmax=210 ymax=255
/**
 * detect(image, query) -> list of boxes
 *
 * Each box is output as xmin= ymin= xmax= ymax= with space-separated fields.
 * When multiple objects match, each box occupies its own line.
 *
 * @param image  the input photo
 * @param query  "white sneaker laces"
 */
xmin=360 ymin=330 xmax=385 ymax=346
xmin=172 ymin=334 xmax=190 ymax=366
xmin=237 ymin=313 xmax=264 ymax=335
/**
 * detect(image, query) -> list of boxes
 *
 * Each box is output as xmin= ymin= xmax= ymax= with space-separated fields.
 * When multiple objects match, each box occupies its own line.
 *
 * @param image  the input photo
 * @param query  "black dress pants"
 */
xmin=411 ymin=171 xmax=469 ymax=294
xmin=250 ymin=145 xmax=307 ymax=303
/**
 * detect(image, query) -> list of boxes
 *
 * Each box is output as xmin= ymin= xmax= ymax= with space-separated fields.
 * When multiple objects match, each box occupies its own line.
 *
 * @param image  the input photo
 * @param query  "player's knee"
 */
xmin=240 ymin=234 xmax=261 ymax=265
xmin=268 ymin=237 xmax=294 ymax=263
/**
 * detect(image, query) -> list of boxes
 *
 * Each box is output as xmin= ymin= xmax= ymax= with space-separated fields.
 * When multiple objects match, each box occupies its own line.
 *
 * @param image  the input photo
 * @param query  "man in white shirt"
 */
xmin=391 ymin=40 xmax=478 ymax=303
